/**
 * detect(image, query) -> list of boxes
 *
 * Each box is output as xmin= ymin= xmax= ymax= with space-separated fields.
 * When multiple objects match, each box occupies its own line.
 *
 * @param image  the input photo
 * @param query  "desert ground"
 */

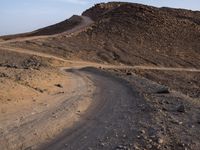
xmin=0 ymin=2 xmax=200 ymax=150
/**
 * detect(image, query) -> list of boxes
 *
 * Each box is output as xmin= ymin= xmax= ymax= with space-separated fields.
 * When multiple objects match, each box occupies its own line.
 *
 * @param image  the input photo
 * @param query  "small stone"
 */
xmin=126 ymin=72 xmax=132 ymax=76
xmin=133 ymin=144 xmax=140 ymax=150
xmin=100 ymin=142 xmax=105 ymax=147
xmin=147 ymin=144 xmax=153 ymax=148
xmin=158 ymin=138 xmax=164 ymax=144
xmin=116 ymin=145 xmax=128 ymax=150
xmin=179 ymin=120 xmax=183 ymax=125
xmin=137 ymin=135 xmax=141 ymax=138
xmin=176 ymin=104 xmax=186 ymax=113
xmin=55 ymin=84 xmax=63 ymax=88
xmin=122 ymin=134 xmax=127 ymax=138
xmin=156 ymin=86 xmax=170 ymax=94
xmin=140 ymin=130 xmax=145 ymax=134
xmin=148 ymin=139 xmax=153 ymax=143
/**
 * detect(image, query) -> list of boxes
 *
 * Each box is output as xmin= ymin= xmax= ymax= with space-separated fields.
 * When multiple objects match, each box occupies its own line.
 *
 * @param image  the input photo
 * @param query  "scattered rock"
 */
xmin=4 ymin=64 xmax=18 ymax=68
xmin=171 ymin=119 xmax=183 ymax=125
xmin=115 ymin=145 xmax=129 ymax=150
xmin=0 ymin=73 xmax=8 ymax=78
xmin=100 ymin=142 xmax=105 ymax=147
xmin=22 ymin=56 xmax=42 ymax=69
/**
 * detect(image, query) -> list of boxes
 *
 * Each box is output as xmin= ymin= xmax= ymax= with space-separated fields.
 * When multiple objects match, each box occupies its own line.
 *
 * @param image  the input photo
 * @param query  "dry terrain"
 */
xmin=0 ymin=2 xmax=199 ymax=150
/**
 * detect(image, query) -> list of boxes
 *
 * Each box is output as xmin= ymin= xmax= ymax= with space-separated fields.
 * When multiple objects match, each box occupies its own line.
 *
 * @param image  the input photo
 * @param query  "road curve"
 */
xmin=0 ymin=66 xmax=145 ymax=150
xmin=0 ymin=68 xmax=95 ymax=150
xmin=39 ymin=67 xmax=144 ymax=150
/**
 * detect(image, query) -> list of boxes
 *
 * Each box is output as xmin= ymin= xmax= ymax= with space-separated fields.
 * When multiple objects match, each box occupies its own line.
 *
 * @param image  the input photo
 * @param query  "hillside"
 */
xmin=4 ymin=2 xmax=200 ymax=68
xmin=0 ymin=15 xmax=82 ymax=40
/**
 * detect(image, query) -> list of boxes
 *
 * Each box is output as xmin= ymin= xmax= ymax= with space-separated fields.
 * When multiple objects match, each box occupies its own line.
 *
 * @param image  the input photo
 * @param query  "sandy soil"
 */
xmin=0 ymin=67 xmax=95 ymax=150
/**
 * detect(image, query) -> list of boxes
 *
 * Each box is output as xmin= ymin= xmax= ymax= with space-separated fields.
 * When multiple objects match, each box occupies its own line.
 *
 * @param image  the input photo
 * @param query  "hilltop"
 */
xmin=2 ymin=2 xmax=199 ymax=68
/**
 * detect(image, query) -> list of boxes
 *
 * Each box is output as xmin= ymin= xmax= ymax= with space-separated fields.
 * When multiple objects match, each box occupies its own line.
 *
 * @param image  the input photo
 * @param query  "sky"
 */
xmin=0 ymin=0 xmax=199 ymax=35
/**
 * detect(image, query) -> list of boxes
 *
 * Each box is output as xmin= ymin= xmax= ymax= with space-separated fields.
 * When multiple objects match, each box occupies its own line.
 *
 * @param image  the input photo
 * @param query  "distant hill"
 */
xmin=4 ymin=2 xmax=200 ymax=68
xmin=0 ymin=15 xmax=82 ymax=40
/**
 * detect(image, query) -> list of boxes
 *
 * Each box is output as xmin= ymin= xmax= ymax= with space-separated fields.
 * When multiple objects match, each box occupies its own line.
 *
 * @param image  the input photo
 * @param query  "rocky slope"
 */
xmin=5 ymin=2 xmax=200 ymax=68
xmin=0 ymin=15 xmax=82 ymax=40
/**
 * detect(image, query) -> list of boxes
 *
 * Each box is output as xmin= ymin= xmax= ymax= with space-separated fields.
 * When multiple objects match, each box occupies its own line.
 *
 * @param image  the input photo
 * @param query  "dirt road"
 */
xmin=2 ymin=46 xmax=200 ymax=73
xmin=0 ymin=68 xmax=95 ymax=150
xmin=0 ymin=67 xmax=146 ymax=150
xmin=1 ymin=65 xmax=200 ymax=150
xmin=40 ymin=67 xmax=145 ymax=150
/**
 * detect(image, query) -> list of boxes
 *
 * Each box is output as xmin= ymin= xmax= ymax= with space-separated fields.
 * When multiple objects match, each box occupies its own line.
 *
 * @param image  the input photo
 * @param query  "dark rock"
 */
xmin=35 ymin=88 xmax=44 ymax=93
xmin=156 ymin=87 xmax=170 ymax=94
xmin=176 ymin=104 xmax=186 ymax=113
xmin=0 ymin=73 xmax=8 ymax=78
xmin=22 ymin=56 xmax=42 ymax=69
xmin=55 ymin=84 xmax=63 ymax=88
xmin=5 ymin=64 xmax=18 ymax=68
xmin=126 ymin=72 xmax=132 ymax=76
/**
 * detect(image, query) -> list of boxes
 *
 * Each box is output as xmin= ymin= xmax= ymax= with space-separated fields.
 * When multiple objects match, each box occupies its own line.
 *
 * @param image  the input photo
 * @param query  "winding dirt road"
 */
xmin=0 ymin=67 xmax=95 ymax=150
xmin=40 ymin=67 xmax=145 ymax=150
xmin=1 ymin=15 xmax=200 ymax=150
xmin=0 ymin=67 xmax=146 ymax=150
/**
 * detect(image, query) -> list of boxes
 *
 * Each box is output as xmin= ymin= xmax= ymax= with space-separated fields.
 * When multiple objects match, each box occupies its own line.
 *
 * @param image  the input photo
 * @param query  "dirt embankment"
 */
xmin=0 ymin=47 xmax=72 ymax=108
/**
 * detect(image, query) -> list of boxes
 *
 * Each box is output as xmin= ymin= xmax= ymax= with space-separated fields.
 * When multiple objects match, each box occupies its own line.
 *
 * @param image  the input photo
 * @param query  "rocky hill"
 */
xmin=0 ymin=15 xmax=82 ymax=40
xmin=4 ymin=2 xmax=200 ymax=68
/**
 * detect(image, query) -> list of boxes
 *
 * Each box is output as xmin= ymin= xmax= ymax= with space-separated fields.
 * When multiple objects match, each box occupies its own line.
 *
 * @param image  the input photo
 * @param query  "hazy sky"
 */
xmin=0 ymin=0 xmax=199 ymax=35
